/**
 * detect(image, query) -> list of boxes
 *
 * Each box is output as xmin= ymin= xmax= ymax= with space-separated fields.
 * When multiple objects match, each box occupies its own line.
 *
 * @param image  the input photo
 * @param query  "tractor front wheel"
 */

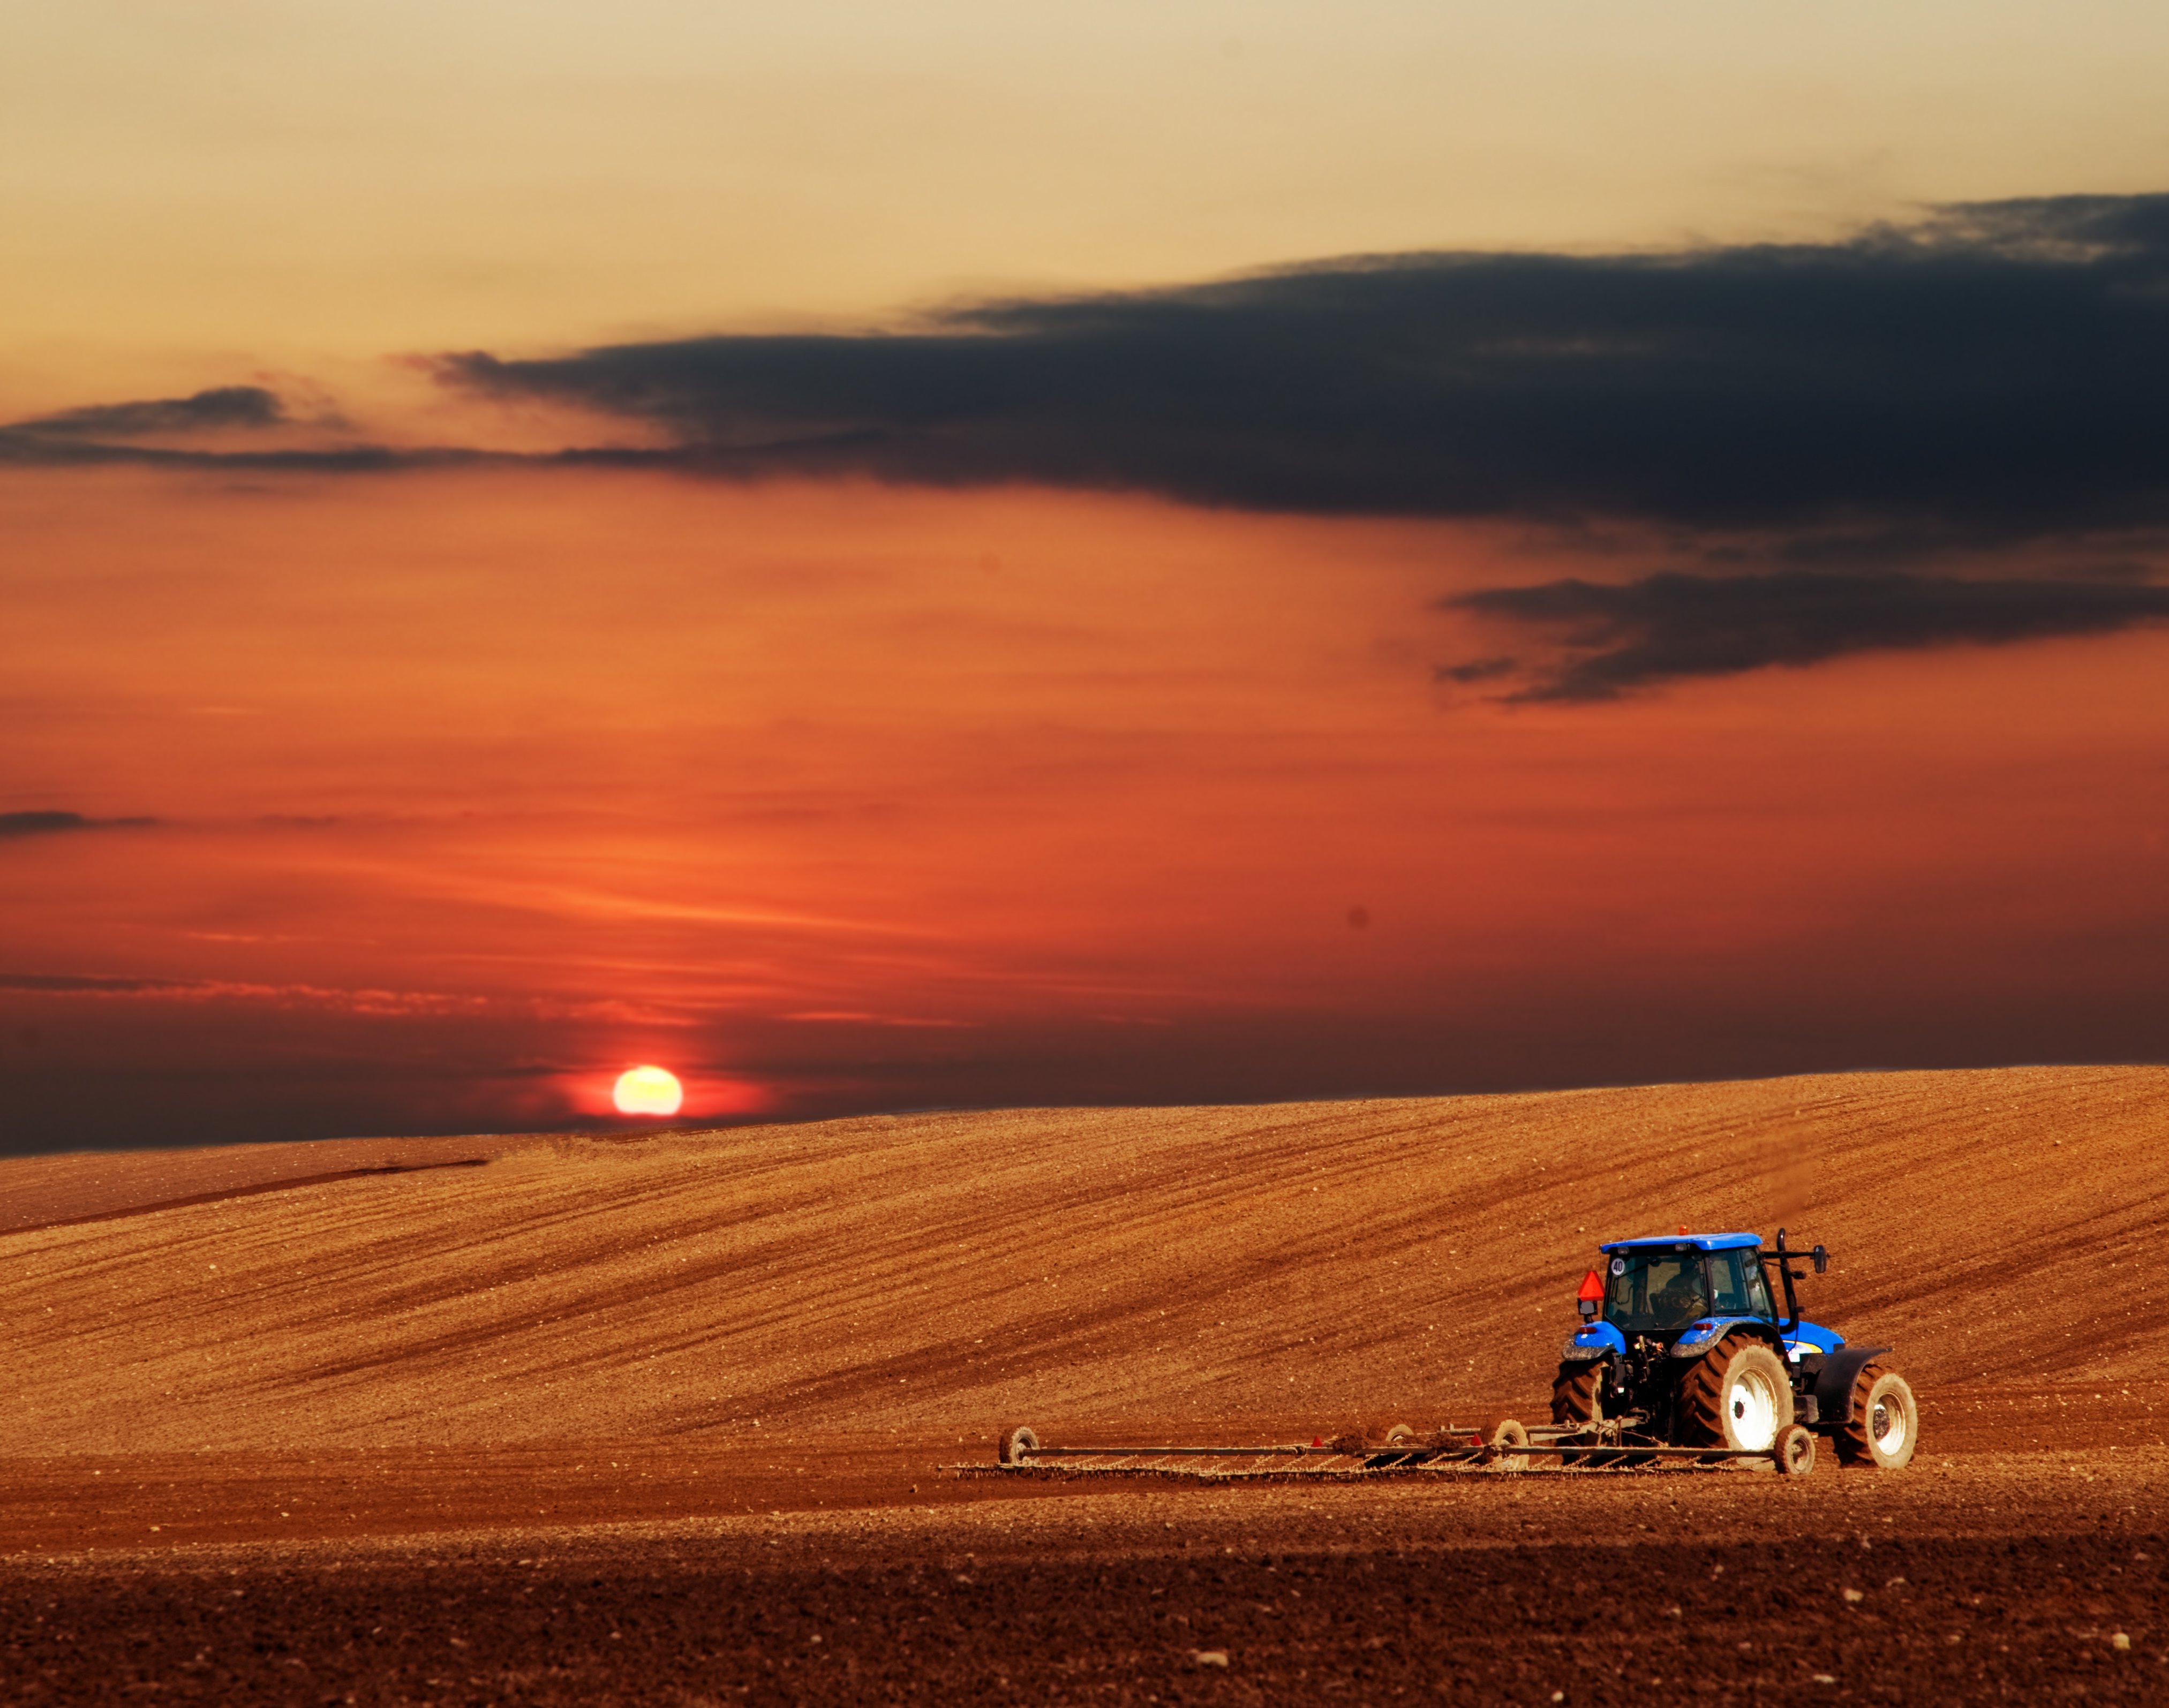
xmin=1837 ymin=1365 xmax=1918 ymax=1470
xmin=1678 ymin=1334 xmax=1794 ymax=1454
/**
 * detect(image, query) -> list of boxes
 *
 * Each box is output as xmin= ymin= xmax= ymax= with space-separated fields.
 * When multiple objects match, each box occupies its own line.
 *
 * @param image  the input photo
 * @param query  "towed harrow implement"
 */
xmin=969 ymin=1418 xmax=1819 ymax=1480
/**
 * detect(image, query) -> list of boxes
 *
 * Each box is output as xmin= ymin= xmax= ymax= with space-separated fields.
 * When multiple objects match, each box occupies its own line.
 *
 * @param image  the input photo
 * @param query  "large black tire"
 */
xmin=1552 ymin=1361 xmax=1603 ymax=1427
xmin=1551 ymin=1361 xmax=1606 ymax=1465
xmin=997 ymin=1425 xmax=1040 ymax=1466
xmin=1677 ymin=1334 xmax=1794 ymax=1453
xmin=1836 ymin=1365 xmax=1918 ymax=1470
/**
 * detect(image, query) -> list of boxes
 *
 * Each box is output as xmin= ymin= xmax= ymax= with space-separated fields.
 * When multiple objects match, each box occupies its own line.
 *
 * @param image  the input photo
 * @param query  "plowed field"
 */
xmin=6 ymin=1066 xmax=2168 ymax=1702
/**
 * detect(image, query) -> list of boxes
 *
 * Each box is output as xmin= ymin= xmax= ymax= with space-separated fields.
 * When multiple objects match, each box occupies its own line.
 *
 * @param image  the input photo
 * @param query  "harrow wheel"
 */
xmin=997 ymin=1425 xmax=1040 ymax=1467
xmin=1775 ymin=1422 xmax=1817 ymax=1476
xmin=1483 ymin=1417 xmax=1530 ymax=1472
xmin=1678 ymin=1333 xmax=1794 ymax=1454
xmin=1837 ymin=1365 xmax=1917 ymax=1470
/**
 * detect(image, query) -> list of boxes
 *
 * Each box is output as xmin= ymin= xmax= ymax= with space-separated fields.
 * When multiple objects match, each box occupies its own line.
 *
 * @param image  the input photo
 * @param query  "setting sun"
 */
xmin=612 ymin=1065 xmax=683 ymax=1117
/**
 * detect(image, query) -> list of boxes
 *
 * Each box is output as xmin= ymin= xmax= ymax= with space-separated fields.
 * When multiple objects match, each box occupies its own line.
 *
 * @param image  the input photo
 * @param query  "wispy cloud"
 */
xmin=11 ymin=386 xmax=286 ymax=439
xmin=0 ymin=971 xmax=189 ymax=993
xmin=0 ymin=970 xmax=670 ymax=1023
xmin=1443 ymin=570 xmax=2169 ymax=699
xmin=0 ymin=970 xmax=490 ymax=1012
xmin=0 ymin=811 xmax=157 ymax=840
xmin=0 ymin=432 xmax=477 ymax=471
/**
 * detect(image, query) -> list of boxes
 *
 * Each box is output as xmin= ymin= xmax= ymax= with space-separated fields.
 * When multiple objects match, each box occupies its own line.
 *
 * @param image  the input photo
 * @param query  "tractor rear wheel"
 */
xmin=1678 ymin=1334 xmax=1794 ymax=1453
xmin=1552 ymin=1362 xmax=1605 ymax=1465
xmin=1552 ymin=1361 xmax=1603 ymax=1427
xmin=1836 ymin=1365 xmax=1918 ymax=1469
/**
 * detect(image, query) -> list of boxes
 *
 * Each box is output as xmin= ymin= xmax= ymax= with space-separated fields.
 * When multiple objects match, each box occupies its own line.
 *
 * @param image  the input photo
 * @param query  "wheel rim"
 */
xmin=1871 ymin=1392 xmax=1907 ymax=1455
xmin=1727 ymin=1367 xmax=1780 ymax=1450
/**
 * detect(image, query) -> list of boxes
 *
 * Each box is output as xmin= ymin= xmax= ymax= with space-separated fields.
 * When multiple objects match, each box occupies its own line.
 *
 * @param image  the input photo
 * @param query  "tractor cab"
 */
xmin=1602 ymin=1238 xmax=1774 ymax=1334
xmin=1566 ymin=1230 xmax=1846 ymax=1367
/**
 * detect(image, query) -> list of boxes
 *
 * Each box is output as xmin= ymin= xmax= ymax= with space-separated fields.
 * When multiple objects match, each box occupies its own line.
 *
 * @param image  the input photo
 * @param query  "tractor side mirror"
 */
xmin=1812 ymin=1245 xmax=1828 ymax=1275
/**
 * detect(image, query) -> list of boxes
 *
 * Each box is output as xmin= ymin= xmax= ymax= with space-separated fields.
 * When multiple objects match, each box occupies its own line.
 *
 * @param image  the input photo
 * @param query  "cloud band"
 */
xmin=442 ymin=193 xmax=2169 ymax=537
xmin=1445 ymin=570 xmax=2169 ymax=699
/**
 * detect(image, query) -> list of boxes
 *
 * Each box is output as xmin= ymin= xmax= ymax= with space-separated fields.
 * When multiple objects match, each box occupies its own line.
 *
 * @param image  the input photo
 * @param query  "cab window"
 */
xmin=1603 ymin=1253 xmax=1708 ymax=1332
xmin=1709 ymin=1249 xmax=1757 ymax=1315
xmin=1743 ymin=1259 xmax=1775 ymax=1319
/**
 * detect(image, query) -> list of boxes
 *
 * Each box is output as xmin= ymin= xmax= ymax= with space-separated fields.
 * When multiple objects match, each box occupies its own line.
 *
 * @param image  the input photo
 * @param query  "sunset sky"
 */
xmin=5 ymin=3 xmax=2169 ymax=1152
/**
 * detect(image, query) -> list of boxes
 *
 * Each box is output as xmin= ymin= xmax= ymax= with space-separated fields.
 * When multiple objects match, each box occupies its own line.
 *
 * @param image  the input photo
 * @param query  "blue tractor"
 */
xmin=1553 ymin=1228 xmax=1917 ymax=1471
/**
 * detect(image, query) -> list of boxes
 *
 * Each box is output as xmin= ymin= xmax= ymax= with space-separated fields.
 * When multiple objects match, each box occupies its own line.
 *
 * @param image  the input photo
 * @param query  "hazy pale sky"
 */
xmin=7 ymin=0 xmax=2169 ymax=401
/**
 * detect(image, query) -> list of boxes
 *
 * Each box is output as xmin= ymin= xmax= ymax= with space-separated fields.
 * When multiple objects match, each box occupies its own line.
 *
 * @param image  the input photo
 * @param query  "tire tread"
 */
xmin=1551 ymin=1362 xmax=1602 ymax=1427
xmin=1836 ymin=1364 xmax=1917 ymax=1469
xmin=1677 ymin=1332 xmax=1793 ymax=1449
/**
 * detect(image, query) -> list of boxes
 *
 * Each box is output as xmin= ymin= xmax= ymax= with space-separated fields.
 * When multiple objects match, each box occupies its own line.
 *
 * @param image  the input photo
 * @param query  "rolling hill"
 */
xmin=10 ymin=1066 xmax=2168 ymax=1457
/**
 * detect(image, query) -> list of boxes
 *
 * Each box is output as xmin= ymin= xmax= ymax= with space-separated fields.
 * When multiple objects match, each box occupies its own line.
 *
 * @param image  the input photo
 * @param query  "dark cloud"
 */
xmin=0 ymin=972 xmax=184 ymax=993
xmin=0 ymin=812 xmax=156 ymax=840
xmin=12 ymin=386 xmax=286 ymax=439
xmin=1433 ymin=656 xmax=1519 ymax=685
xmin=1445 ymin=571 xmax=2169 ymax=700
xmin=442 ymin=192 xmax=2169 ymax=538
xmin=14 ymin=194 xmax=2169 ymax=548
xmin=0 ymin=433 xmax=481 ymax=471
xmin=0 ymin=386 xmax=436 ymax=472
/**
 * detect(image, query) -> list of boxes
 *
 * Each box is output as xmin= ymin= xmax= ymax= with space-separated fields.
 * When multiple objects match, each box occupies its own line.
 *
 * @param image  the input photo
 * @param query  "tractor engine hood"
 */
xmin=1781 ymin=1319 xmax=1843 ymax=1363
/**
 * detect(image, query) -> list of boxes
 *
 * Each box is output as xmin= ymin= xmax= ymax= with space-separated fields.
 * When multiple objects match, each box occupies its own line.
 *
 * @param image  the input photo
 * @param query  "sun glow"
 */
xmin=612 ymin=1064 xmax=683 ymax=1116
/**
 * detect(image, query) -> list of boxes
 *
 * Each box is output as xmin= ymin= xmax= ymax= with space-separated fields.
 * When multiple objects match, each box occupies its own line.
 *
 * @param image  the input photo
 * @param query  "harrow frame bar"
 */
xmin=963 ymin=1430 xmax=1789 ymax=1479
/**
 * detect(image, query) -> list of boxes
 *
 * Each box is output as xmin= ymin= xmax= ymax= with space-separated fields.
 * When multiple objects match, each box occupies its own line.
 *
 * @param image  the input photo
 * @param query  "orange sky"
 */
xmin=5 ymin=4 xmax=2169 ymax=1148
xmin=5 ymin=465 xmax=2166 ymax=1147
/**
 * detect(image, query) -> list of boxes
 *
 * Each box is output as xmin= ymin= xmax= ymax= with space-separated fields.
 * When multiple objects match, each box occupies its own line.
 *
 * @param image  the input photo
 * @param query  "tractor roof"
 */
xmin=1599 ymin=1231 xmax=1761 ymax=1254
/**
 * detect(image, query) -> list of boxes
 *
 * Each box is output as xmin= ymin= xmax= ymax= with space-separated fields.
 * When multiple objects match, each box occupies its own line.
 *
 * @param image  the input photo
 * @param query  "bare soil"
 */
xmin=6 ymin=1067 xmax=2169 ymax=1701
xmin=5 ymin=1462 xmax=2166 ymax=1703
